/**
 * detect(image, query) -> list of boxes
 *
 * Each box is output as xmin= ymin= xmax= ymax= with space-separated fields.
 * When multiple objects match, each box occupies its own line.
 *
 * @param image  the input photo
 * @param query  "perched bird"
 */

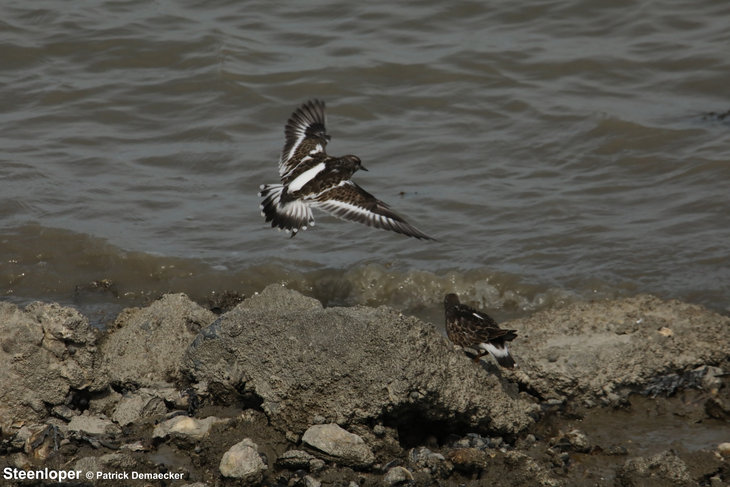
xmin=259 ymin=99 xmax=434 ymax=240
xmin=444 ymin=293 xmax=518 ymax=368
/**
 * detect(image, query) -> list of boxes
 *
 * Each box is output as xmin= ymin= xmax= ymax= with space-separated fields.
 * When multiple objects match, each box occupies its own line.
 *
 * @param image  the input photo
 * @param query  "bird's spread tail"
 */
xmin=259 ymin=184 xmax=314 ymax=236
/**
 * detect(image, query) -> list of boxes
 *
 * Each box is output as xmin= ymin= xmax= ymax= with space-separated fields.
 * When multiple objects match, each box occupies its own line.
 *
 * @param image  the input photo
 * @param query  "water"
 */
xmin=1 ymin=0 xmax=729 ymax=321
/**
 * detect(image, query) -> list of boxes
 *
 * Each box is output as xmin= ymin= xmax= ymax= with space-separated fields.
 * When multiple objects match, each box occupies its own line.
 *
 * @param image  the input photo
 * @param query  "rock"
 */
xmin=478 ymin=451 xmax=562 ymax=486
xmin=152 ymin=415 xmax=227 ymax=440
xmin=88 ymin=388 xmax=123 ymax=417
xmin=99 ymin=294 xmax=216 ymax=387
xmin=219 ymin=438 xmax=267 ymax=482
xmin=183 ymin=285 xmax=536 ymax=436
xmin=120 ymin=441 xmax=147 ymax=452
xmin=718 ymin=442 xmax=730 ymax=457
xmin=112 ymin=390 xmax=167 ymax=426
xmin=25 ymin=424 xmax=62 ymax=461
xmin=617 ymin=450 xmax=696 ymax=487
xmin=0 ymin=301 xmax=102 ymax=428
xmin=510 ymin=295 xmax=730 ymax=404
xmin=452 ymin=432 xmax=491 ymax=449
xmin=446 ymin=447 xmax=491 ymax=473
xmin=149 ymin=384 xmax=191 ymax=410
xmin=67 ymin=413 xmax=121 ymax=437
xmin=705 ymin=396 xmax=730 ymax=421
xmin=383 ymin=466 xmax=413 ymax=485
xmin=549 ymin=429 xmax=591 ymax=453
xmin=407 ymin=447 xmax=453 ymax=477
xmin=51 ymin=405 xmax=77 ymax=421
xmin=275 ymin=449 xmax=325 ymax=471
xmin=302 ymin=423 xmax=375 ymax=468
xmin=700 ymin=366 xmax=724 ymax=392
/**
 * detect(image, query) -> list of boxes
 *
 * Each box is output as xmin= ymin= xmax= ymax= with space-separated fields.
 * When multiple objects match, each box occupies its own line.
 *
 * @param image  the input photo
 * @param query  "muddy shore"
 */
xmin=1 ymin=285 xmax=728 ymax=486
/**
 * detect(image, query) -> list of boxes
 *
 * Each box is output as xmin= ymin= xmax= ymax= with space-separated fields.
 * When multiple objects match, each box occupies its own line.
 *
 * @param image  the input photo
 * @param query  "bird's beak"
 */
xmin=360 ymin=165 xmax=368 ymax=171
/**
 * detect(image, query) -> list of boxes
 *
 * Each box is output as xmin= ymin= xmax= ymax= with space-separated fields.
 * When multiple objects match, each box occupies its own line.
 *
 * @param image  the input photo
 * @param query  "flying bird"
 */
xmin=259 ymin=99 xmax=434 ymax=240
xmin=444 ymin=293 xmax=518 ymax=368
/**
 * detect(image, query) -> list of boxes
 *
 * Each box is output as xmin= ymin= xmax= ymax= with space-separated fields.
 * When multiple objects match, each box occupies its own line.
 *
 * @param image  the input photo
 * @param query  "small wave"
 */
xmin=1 ymin=225 xmax=587 ymax=327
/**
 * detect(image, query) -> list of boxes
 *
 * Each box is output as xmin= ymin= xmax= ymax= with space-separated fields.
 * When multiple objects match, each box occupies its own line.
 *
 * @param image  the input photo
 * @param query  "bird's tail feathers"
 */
xmin=484 ymin=342 xmax=517 ymax=369
xmin=259 ymin=184 xmax=314 ymax=235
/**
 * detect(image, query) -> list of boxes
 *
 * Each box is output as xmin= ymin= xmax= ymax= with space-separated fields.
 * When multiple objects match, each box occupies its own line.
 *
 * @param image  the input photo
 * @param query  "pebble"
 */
xmin=717 ymin=442 xmax=730 ymax=457
xmin=276 ymin=449 xmax=325 ymax=472
xmin=152 ymin=415 xmax=227 ymax=440
xmin=408 ymin=447 xmax=453 ymax=477
xmin=446 ymin=447 xmax=491 ymax=473
xmin=67 ymin=413 xmax=121 ymax=437
xmin=701 ymin=366 xmax=724 ymax=392
xmin=561 ymin=429 xmax=591 ymax=453
xmin=383 ymin=466 xmax=413 ymax=485
xmin=302 ymin=423 xmax=375 ymax=467
xmin=219 ymin=438 xmax=267 ymax=481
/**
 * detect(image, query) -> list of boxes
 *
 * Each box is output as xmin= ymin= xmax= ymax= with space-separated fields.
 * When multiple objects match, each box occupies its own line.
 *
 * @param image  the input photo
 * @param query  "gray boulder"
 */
xmin=183 ymin=285 xmax=536 ymax=436
xmin=511 ymin=295 xmax=730 ymax=405
xmin=0 ymin=301 xmax=102 ymax=428
xmin=98 ymin=294 xmax=216 ymax=387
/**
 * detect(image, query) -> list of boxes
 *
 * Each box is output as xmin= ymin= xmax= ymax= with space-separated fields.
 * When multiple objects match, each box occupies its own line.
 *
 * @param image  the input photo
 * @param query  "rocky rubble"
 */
xmin=0 ymin=286 xmax=728 ymax=486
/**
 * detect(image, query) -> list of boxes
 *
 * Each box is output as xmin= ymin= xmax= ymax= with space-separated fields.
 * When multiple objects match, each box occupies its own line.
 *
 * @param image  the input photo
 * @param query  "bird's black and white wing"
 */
xmin=279 ymin=99 xmax=329 ymax=177
xmin=313 ymin=181 xmax=434 ymax=240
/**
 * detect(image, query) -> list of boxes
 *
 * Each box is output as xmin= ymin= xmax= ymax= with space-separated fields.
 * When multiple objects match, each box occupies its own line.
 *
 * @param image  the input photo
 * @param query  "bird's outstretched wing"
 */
xmin=313 ymin=181 xmax=434 ymax=240
xmin=279 ymin=99 xmax=330 ymax=177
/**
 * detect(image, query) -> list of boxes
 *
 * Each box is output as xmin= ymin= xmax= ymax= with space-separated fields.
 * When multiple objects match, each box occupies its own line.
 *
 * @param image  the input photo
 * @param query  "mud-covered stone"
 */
xmin=302 ymin=423 xmax=375 ymax=468
xmin=98 ymin=294 xmax=216 ymax=387
xmin=383 ymin=466 xmax=413 ymax=485
xmin=275 ymin=449 xmax=326 ymax=472
xmin=112 ymin=390 xmax=167 ymax=426
xmin=0 ymin=301 xmax=102 ymax=428
xmin=616 ymin=450 xmax=696 ymax=487
xmin=510 ymin=295 xmax=730 ymax=405
xmin=183 ymin=285 xmax=536 ymax=436
xmin=152 ymin=415 xmax=227 ymax=440
xmin=219 ymin=438 xmax=267 ymax=482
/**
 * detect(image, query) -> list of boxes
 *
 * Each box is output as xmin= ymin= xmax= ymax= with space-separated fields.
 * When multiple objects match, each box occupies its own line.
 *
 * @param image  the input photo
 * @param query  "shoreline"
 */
xmin=1 ymin=285 xmax=728 ymax=486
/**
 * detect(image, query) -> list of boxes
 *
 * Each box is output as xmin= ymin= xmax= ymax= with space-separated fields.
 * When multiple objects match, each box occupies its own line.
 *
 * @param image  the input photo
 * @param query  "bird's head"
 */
xmin=341 ymin=155 xmax=368 ymax=173
xmin=444 ymin=293 xmax=460 ymax=308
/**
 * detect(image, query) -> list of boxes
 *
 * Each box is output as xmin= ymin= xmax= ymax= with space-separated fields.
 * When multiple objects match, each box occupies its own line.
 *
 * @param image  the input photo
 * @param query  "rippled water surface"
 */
xmin=1 ymin=0 xmax=729 ymax=318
